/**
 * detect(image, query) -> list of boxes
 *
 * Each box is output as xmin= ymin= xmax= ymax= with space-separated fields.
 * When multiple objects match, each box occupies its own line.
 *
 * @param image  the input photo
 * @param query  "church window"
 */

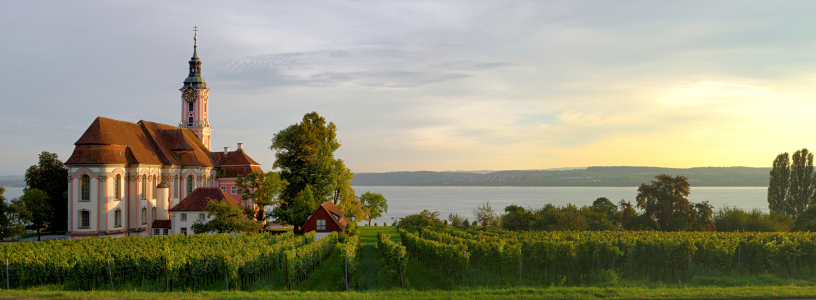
xmin=316 ymin=219 xmax=326 ymax=231
xmin=79 ymin=210 xmax=90 ymax=228
xmin=115 ymin=174 xmax=122 ymax=200
xmin=114 ymin=209 xmax=122 ymax=227
xmin=141 ymin=175 xmax=147 ymax=199
xmin=141 ymin=208 xmax=147 ymax=225
xmin=80 ymin=174 xmax=90 ymax=201
xmin=174 ymin=176 xmax=179 ymax=198
xmin=152 ymin=175 xmax=157 ymax=198
xmin=186 ymin=175 xmax=194 ymax=195
xmin=188 ymin=116 xmax=193 ymax=125
xmin=181 ymin=213 xmax=187 ymax=221
xmin=189 ymin=102 xmax=194 ymax=111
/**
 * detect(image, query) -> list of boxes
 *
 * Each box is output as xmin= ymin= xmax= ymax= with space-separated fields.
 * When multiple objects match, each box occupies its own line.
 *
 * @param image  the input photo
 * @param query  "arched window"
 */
xmin=152 ymin=175 xmax=157 ymax=199
xmin=115 ymin=174 xmax=122 ymax=200
xmin=141 ymin=175 xmax=147 ymax=199
xmin=114 ymin=209 xmax=122 ymax=227
xmin=141 ymin=207 xmax=147 ymax=224
xmin=186 ymin=175 xmax=194 ymax=195
xmin=174 ymin=176 xmax=179 ymax=198
xmin=80 ymin=174 xmax=90 ymax=201
xmin=188 ymin=116 xmax=193 ymax=124
xmin=189 ymin=102 xmax=194 ymax=111
xmin=79 ymin=210 xmax=90 ymax=228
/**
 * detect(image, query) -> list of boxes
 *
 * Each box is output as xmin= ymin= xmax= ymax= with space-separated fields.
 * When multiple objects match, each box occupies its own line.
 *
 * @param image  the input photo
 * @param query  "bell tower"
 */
xmin=180 ymin=26 xmax=212 ymax=150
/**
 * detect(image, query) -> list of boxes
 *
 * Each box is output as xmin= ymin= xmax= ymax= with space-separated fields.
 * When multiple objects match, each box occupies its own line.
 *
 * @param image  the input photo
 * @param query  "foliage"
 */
xmin=714 ymin=206 xmax=789 ymax=232
xmin=448 ymin=213 xmax=464 ymax=228
xmin=768 ymin=152 xmax=791 ymax=216
xmin=591 ymin=197 xmax=621 ymax=226
xmin=16 ymin=188 xmax=54 ymax=241
xmin=792 ymin=203 xmax=816 ymax=231
xmin=0 ymin=187 xmax=25 ymax=241
xmin=634 ymin=174 xmax=715 ymax=231
xmin=234 ymin=171 xmax=287 ymax=221
xmin=399 ymin=229 xmax=468 ymax=281
xmin=337 ymin=233 xmax=360 ymax=288
xmin=788 ymin=148 xmax=815 ymax=218
xmin=191 ymin=199 xmax=263 ymax=234
xmin=501 ymin=205 xmax=531 ymax=231
xmin=24 ymin=151 xmax=68 ymax=231
xmin=0 ymin=232 xmax=303 ymax=290
xmin=330 ymin=159 xmax=363 ymax=222
xmin=346 ymin=221 xmax=359 ymax=236
xmin=285 ymin=231 xmax=337 ymax=287
xmin=360 ymin=192 xmax=388 ymax=226
xmin=396 ymin=210 xmax=444 ymax=237
xmin=472 ymin=201 xmax=500 ymax=230
xmin=271 ymin=112 xmax=340 ymax=231
xmin=377 ymin=231 xmax=407 ymax=284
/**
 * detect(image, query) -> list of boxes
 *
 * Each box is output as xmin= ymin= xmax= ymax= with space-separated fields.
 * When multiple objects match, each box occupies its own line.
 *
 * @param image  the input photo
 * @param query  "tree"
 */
xmin=397 ymin=210 xmax=443 ymax=237
xmin=272 ymin=185 xmax=318 ymax=232
xmin=234 ymin=171 xmax=287 ymax=221
xmin=0 ymin=187 xmax=26 ymax=241
xmin=473 ymin=201 xmax=500 ymax=230
xmin=270 ymin=112 xmax=340 ymax=231
xmin=191 ymin=199 xmax=263 ymax=234
xmin=448 ymin=213 xmax=464 ymax=228
xmin=17 ymin=188 xmax=54 ymax=241
xmin=635 ymin=174 xmax=693 ymax=231
xmin=788 ymin=148 xmax=815 ymax=218
xmin=360 ymin=192 xmax=388 ymax=226
xmin=24 ymin=151 xmax=68 ymax=231
xmin=768 ymin=152 xmax=791 ymax=216
xmin=330 ymin=159 xmax=363 ymax=222
xmin=591 ymin=197 xmax=621 ymax=226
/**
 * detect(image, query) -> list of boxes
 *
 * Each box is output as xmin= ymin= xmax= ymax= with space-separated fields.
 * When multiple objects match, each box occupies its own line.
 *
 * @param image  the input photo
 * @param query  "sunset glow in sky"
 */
xmin=1 ymin=1 xmax=815 ymax=175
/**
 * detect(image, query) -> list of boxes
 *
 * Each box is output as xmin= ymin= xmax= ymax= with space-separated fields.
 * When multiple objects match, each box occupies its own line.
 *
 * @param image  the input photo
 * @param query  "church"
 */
xmin=65 ymin=31 xmax=262 ymax=238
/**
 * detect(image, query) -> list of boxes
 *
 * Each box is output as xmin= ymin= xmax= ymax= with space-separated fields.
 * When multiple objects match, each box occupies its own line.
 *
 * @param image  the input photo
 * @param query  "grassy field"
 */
xmin=6 ymin=226 xmax=816 ymax=299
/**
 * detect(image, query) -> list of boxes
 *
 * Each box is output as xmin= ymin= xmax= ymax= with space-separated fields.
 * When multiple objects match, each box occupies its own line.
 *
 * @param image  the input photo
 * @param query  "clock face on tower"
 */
xmin=183 ymin=88 xmax=197 ymax=102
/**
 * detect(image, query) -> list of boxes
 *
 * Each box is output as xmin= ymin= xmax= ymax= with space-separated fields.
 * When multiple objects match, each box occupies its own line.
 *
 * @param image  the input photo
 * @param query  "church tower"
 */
xmin=180 ymin=26 xmax=212 ymax=150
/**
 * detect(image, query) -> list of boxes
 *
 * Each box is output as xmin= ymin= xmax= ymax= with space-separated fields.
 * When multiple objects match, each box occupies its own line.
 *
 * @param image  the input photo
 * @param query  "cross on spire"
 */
xmin=193 ymin=25 xmax=198 ymax=46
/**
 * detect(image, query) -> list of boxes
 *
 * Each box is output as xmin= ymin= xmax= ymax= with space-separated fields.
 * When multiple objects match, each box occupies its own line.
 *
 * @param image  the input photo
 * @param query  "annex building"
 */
xmin=65 ymin=33 xmax=262 ymax=238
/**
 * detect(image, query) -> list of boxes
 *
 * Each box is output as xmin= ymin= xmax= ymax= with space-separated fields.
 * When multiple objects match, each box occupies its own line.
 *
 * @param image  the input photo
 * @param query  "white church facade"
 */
xmin=65 ymin=32 xmax=261 ymax=238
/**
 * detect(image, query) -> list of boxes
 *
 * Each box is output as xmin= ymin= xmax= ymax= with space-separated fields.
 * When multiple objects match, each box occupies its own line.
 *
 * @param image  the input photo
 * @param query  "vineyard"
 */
xmin=0 ymin=231 xmax=337 ymax=291
xmin=400 ymin=229 xmax=816 ymax=286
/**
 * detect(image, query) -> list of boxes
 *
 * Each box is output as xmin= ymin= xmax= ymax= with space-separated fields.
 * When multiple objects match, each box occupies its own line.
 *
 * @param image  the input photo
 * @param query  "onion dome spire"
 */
xmin=183 ymin=25 xmax=206 ymax=89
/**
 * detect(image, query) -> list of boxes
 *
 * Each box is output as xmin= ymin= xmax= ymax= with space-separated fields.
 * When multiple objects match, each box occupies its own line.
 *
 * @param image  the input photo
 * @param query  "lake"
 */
xmin=1 ymin=186 xmax=769 ymax=226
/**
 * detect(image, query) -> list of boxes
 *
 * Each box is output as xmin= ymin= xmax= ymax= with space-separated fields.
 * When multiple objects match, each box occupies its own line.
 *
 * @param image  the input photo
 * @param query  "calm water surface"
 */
xmin=1 ymin=186 xmax=768 ymax=226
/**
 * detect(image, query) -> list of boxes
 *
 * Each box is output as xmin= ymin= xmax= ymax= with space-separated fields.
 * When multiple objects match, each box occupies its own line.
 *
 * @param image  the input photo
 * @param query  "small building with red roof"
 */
xmin=302 ymin=201 xmax=348 ymax=240
xmin=168 ymin=187 xmax=241 ymax=235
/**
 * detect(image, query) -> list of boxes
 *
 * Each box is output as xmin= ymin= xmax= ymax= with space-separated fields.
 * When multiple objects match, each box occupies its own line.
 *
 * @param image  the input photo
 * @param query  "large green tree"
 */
xmin=397 ymin=210 xmax=443 ymax=238
xmin=768 ymin=152 xmax=791 ymax=216
xmin=472 ymin=201 xmax=500 ymax=230
xmin=17 ymin=188 xmax=54 ymax=241
xmin=0 ymin=187 xmax=26 ymax=241
xmin=191 ymin=199 xmax=263 ymax=234
xmin=330 ymin=159 xmax=363 ymax=222
xmin=24 ymin=151 xmax=68 ymax=231
xmin=361 ymin=191 xmax=388 ymax=226
xmin=234 ymin=171 xmax=287 ymax=221
xmin=270 ymin=112 xmax=340 ymax=231
xmin=788 ymin=148 xmax=815 ymax=218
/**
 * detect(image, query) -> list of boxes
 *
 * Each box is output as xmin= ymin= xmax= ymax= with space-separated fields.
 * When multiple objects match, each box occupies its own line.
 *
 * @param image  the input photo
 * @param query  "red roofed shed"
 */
xmin=303 ymin=201 xmax=348 ymax=237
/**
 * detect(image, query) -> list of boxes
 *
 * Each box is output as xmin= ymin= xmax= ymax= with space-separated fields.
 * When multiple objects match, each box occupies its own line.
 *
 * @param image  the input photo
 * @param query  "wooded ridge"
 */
xmin=351 ymin=166 xmax=770 ymax=187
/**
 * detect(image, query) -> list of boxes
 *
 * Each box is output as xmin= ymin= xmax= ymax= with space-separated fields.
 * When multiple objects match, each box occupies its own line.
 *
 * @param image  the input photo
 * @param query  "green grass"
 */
xmin=295 ymin=244 xmax=346 ymax=291
xmin=8 ymin=286 xmax=816 ymax=299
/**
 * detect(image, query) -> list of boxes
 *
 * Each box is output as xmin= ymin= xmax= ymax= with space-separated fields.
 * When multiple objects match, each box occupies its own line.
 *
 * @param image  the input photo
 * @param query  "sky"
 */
xmin=1 ymin=1 xmax=816 ymax=175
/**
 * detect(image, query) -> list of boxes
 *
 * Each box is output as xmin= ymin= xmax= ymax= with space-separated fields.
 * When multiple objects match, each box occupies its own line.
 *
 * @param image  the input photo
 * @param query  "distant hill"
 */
xmin=351 ymin=166 xmax=771 ymax=187
xmin=0 ymin=175 xmax=25 ymax=187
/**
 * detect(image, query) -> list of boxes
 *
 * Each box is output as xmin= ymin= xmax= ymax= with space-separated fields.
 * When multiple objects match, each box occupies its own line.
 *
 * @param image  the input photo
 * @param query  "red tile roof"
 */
xmin=66 ymin=117 xmax=256 ymax=170
xmin=308 ymin=201 xmax=348 ymax=230
xmin=152 ymin=220 xmax=172 ymax=228
xmin=169 ymin=187 xmax=241 ymax=211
